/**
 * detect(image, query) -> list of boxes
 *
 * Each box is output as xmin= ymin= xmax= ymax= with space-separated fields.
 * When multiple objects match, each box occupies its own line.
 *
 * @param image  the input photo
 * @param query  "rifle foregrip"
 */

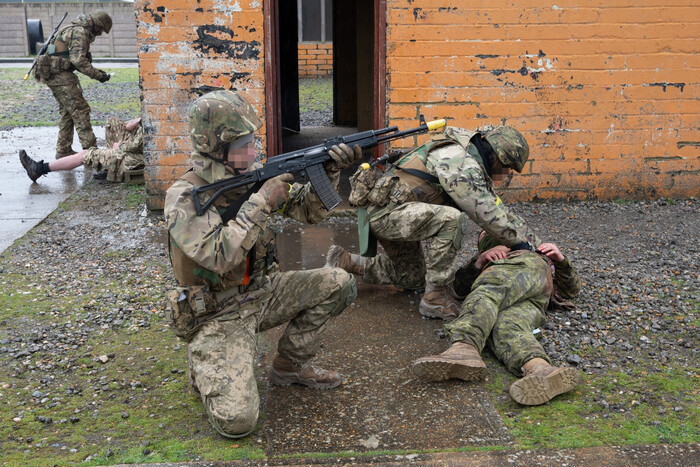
xmin=306 ymin=164 xmax=341 ymax=212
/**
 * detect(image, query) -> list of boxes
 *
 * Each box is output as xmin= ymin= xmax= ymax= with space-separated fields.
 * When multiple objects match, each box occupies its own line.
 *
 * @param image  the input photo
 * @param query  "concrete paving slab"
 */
xmin=262 ymin=222 xmax=512 ymax=456
xmin=0 ymin=126 xmax=102 ymax=253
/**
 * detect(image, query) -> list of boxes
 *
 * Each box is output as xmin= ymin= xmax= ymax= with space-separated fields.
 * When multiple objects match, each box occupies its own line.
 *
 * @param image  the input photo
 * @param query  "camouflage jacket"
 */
xmin=454 ymin=248 xmax=581 ymax=309
xmin=45 ymin=15 xmax=106 ymax=84
xmin=164 ymin=156 xmax=340 ymax=295
xmin=356 ymin=127 xmax=540 ymax=247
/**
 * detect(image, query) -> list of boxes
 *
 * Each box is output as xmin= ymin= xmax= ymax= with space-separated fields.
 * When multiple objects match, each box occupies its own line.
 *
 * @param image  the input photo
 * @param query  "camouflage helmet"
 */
xmin=89 ymin=10 xmax=112 ymax=34
xmin=484 ymin=126 xmax=529 ymax=173
xmin=188 ymin=90 xmax=262 ymax=157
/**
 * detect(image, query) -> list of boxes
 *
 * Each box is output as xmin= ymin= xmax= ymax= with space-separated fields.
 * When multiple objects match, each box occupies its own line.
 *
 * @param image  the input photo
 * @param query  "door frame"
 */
xmin=264 ymin=0 xmax=387 ymax=158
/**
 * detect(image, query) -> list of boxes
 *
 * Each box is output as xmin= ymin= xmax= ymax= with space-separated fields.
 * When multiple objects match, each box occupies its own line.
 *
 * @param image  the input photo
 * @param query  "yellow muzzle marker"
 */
xmin=361 ymin=118 xmax=446 ymax=170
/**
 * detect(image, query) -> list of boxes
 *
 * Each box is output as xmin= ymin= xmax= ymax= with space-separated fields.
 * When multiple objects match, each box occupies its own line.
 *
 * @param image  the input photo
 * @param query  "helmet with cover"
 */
xmin=90 ymin=10 xmax=112 ymax=34
xmin=188 ymin=90 xmax=262 ymax=159
xmin=483 ymin=126 xmax=529 ymax=173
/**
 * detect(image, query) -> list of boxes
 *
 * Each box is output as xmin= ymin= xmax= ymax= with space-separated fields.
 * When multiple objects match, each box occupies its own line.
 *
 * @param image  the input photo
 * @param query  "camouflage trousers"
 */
xmin=187 ymin=268 xmax=356 ymax=438
xmin=444 ymin=253 xmax=553 ymax=376
xmin=363 ymin=202 xmax=466 ymax=289
xmin=47 ymin=72 xmax=96 ymax=154
xmin=82 ymin=117 xmax=143 ymax=182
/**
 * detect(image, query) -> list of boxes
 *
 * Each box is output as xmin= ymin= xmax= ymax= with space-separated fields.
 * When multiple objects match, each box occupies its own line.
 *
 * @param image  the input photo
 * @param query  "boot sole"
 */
xmin=268 ymin=367 xmax=342 ymax=390
xmin=508 ymin=367 xmax=580 ymax=405
xmin=412 ymin=357 xmax=487 ymax=382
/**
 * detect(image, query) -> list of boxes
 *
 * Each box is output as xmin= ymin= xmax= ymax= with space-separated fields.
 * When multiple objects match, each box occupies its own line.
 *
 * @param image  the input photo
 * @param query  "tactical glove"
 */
xmin=325 ymin=143 xmax=362 ymax=172
xmin=98 ymin=72 xmax=111 ymax=83
xmin=260 ymin=173 xmax=294 ymax=211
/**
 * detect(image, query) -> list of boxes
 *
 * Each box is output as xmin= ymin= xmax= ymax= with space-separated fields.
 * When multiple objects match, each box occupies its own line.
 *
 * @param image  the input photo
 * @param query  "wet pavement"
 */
xmin=0 ymin=126 xmax=100 ymax=253
xmin=263 ymin=220 xmax=511 ymax=455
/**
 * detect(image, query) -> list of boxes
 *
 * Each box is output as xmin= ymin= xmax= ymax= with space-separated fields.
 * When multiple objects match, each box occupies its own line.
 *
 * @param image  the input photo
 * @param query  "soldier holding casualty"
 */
xmin=326 ymin=126 xmax=540 ymax=321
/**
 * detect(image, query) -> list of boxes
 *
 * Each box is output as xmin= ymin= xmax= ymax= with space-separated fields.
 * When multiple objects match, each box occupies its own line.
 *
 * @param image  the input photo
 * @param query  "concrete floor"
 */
xmin=0 ymin=126 xmax=100 ymax=253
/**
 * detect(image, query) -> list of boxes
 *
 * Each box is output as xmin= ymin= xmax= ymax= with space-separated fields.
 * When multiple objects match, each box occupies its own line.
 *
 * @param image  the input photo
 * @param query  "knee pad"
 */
xmin=205 ymin=395 xmax=259 ymax=439
xmin=328 ymin=273 xmax=357 ymax=317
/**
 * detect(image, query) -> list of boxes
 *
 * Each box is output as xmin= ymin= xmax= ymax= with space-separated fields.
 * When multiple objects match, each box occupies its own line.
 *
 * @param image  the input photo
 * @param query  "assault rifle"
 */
xmin=192 ymin=115 xmax=446 ymax=218
xmin=24 ymin=12 xmax=69 ymax=80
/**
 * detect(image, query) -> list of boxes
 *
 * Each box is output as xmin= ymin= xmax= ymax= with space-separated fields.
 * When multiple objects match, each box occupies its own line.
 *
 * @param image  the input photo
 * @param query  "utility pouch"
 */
xmin=165 ymin=285 xmax=220 ymax=341
xmin=34 ymin=54 xmax=52 ymax=81
xmin=366 ymin=175 xmax=401 ymax=207
xmin=349 ymin=165 xmax=382 ymax=207
xmin=357 ymin=207 xmax=377 ymax=257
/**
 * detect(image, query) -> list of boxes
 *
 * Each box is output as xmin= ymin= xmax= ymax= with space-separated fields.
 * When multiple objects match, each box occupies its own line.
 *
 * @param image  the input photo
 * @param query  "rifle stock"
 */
xmin=24 ymin=12 xmax=68 ymax=80
xmin=191 ymin=115 xmax=446 ymax=217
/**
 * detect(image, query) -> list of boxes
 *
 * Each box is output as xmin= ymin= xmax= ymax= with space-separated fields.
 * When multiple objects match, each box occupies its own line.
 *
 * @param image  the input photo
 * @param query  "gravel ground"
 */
xmin=12 ymin=82 xmax=140 ymax=129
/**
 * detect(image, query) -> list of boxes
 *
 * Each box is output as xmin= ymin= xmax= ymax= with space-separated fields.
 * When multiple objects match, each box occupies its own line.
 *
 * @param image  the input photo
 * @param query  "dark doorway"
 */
xmin=266 ymin=0 xmax=385 ymax=159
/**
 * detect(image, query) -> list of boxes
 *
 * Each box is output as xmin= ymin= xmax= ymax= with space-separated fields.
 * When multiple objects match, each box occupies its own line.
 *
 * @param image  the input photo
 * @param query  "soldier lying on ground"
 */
xmin=32 ymin=10 xmax=113 ymax=158
xmin=164 ymin=90 xmax=361 ymax=438
xmin=412 ymin=231 xmax=582 ymax=406
xmin=19 ymin=116 xmax=143 ymax=183
xmin=326 ymin=125 xmax=540 ymax=320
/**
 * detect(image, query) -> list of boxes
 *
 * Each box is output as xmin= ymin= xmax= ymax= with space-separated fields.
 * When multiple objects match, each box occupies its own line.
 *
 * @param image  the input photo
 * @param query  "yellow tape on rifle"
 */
xmin=427 ymin=119 xmax=446 ymax=131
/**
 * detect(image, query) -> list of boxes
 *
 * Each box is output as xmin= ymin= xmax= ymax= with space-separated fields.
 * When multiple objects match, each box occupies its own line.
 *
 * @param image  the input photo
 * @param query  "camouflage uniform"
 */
xmin=350 ymin=126 xmax=540 ymax=289
xmin=444 ymin=236 xmax=581 ymax=376
xmin=165 ymin=91 xmax=356 ymax=438
xmin=81 ymin=117 xmax=144 ymax=182
xmin=35 ymin=13 xmax=111 ymax=155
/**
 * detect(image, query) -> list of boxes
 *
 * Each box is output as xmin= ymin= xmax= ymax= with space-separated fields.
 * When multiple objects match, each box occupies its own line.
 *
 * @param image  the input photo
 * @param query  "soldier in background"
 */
xmin=412 ymin=231 xmax=582 ymax=406
xmin=33 ymin=10 xmax=113 ymax=158
xmin=19 ymin=116 xmax=143 ymax=183
xmin=326 ymin=125 xmax=540 ymax=323
xmin=164 ymin=90 xmax=361 ymax=438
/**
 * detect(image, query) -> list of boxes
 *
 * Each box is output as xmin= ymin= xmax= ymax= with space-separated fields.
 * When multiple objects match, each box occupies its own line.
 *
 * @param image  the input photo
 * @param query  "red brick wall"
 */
xmin=135 ymin=0 xmax=266 ymax=209
xmin=298 ymin=42 xmax=333 ymax=77
xmin=386 ymin=0 xmax=699 ymax=200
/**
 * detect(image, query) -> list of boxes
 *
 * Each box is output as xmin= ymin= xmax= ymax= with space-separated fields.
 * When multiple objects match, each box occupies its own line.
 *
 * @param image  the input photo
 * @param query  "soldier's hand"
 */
xmin=475 ymin=245 xmax=510 ymax=269
xmin=98 ymin=72 xmax=110 ymax=83
xmin=260 ymin=173 xmax=294 ymax=211
xmin=326 ymin=143 xmax=362 ymax=172
xmin=536 ymin=243 xmax=564 ymax=263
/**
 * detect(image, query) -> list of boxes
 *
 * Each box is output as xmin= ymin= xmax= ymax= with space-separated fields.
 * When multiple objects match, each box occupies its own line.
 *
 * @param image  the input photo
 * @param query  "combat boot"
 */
xmin=508 ymin=358 xmax=580 ymax=406
xmin=325 ymin=245 xmax=365 ymax=276
xmin=19 ymin=150 xmax=47 ymax=182
xmin=269 ymin=355 xmax=342 ymax=389
xmin=418 ymin=282 xmax=460 ymax=320
xmin=412 ymin=341 xmax=487 ymax=382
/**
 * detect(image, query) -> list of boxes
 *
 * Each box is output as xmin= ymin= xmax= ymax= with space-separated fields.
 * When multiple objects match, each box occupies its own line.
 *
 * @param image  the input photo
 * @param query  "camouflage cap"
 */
xmin=188 ymin=90 xmax=262 ymax=157
xmin=90 ymin=10 xmax=112 ymax=34
xmin=484 ymin=126 xmax=529 ymax=173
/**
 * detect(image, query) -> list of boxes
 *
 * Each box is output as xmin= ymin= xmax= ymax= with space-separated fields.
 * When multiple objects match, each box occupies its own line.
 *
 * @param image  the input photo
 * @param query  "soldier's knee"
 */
xmin=205 ymin=396 xmax=259 ymax=438
xmin=328 ymin=272 xmax=357 ymax=317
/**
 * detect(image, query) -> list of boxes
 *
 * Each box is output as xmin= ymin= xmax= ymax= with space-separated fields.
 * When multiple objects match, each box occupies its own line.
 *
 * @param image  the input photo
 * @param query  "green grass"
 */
xmin=299 ymin=77 xmax=332 ymax=113
xmin=125 ymin=184 xmax=146 ymax=208
xmin=487 ymin=365 xmax=700 ymax=450
xmin=0 ymin=67 xmax=139 ymax=128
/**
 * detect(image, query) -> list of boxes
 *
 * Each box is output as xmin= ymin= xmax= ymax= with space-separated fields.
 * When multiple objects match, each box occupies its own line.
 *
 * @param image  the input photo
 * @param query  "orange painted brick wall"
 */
xmin=298 ymin=42 xmax=333 ymax=77
xmin=386 ymin=0 xmax=699 ymax=201
xmin=135 ymin=0 xmax=266 ymax=209
xmin=137 ymin=1 xmax=698 ymax=208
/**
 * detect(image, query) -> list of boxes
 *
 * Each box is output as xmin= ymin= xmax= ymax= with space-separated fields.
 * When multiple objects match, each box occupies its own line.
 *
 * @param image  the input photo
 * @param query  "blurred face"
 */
xmin=490 ymin=159 xmax=512 ymax=184
xmin=224 ymin=141 xmax=256 ymax=172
